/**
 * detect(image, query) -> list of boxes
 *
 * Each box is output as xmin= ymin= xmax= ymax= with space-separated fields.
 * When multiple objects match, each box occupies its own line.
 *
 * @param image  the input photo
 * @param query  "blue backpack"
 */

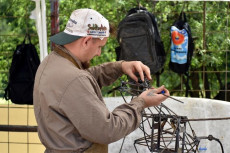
xmin=169 ymin=12 xmax=194 ymax=74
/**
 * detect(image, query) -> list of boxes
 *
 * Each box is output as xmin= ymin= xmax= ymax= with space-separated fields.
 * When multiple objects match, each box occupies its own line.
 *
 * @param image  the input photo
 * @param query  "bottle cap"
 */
xmin=199 ymin=147 xmax=207 ymax=151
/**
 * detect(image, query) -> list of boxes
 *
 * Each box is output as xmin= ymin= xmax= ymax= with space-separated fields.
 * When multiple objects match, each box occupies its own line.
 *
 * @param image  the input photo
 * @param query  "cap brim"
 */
xmin=50 ymin=32 xmax=82 ymax=45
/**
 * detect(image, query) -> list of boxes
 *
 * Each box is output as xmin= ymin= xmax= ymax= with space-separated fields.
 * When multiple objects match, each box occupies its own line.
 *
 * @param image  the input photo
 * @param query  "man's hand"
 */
xmin=139 ymin=85 xmax=170 ymax=108
xmin=121 ymin=61 xmax=151 ymax=82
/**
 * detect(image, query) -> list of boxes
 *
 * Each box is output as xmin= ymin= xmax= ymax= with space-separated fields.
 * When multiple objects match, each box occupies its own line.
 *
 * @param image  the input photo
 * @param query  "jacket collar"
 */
xmin=54 ymin=45 xmax=83 ymax=69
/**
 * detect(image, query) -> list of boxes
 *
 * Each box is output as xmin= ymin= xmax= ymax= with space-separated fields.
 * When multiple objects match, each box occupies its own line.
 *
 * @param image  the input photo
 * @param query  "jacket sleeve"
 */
xmin=59 ymin=75 xmax=145 ymax=144
xmin=87 ymin=61 xmax=124 ymax=88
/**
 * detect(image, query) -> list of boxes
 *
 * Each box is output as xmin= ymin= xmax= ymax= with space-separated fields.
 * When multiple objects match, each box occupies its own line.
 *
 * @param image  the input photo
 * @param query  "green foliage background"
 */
xmin=0 ymin=0 xmax=229 ymax=100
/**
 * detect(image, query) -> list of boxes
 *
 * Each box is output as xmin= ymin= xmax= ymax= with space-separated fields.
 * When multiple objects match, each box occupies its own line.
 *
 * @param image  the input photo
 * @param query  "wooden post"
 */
xmin=50 ymin=0 xmax=59 ymax=50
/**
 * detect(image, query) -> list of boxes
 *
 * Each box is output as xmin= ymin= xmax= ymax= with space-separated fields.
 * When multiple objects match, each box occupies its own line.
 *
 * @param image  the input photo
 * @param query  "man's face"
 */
xmin=90 ymin=38 xmax=108 ymax=58
xmin=81 ymin=37 xmax=108 ymax=69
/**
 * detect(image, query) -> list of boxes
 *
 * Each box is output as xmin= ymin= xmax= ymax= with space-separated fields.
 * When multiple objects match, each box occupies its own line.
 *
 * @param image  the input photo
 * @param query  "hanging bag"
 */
xmin=116 ymin=7 xmax=166 ymax=75
xmin=4 ymin=34 xmax=40 ymax=105
xmin=169 ymin=11 xmax=194 ymax=74
xmin=169 ymin=12 xmax=194 ymax=96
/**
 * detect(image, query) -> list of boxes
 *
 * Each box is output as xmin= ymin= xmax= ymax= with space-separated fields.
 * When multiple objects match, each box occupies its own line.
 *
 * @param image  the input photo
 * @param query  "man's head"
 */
xmin=50 ymin=8 xmax=110 ymax=68
xmin=76 ymin=36 xmax=108 ymax=69
xmin=50 ymin=8 xmax=110 ymax=45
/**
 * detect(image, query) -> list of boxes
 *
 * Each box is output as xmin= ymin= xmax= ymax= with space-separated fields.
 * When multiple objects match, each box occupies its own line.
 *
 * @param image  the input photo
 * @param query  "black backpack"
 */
xmin=169 ymin=11 xmax=194 ymax=74
xmin=4 ymin=34 xmax=40 ymax=105
xmin=116 ymin=7 xmax=166 ymax=75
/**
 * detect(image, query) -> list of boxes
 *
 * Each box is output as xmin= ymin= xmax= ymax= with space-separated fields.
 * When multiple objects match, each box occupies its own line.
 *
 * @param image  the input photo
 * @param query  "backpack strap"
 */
xmin=53 ymin=46 xmax=81 ymax=69
xmin=185 ymin=72 xmax=190 ymax=97
xmin=4 ymin=84 xmax=10 ymax=100
xmin=179 ymin=11 xmax=187 ymax=22
xmin=23 ymin=33 xmax=32 ymax=44
xmin=155 ymin=68 xmax=164 ymax=87
xmin=127 ymin=7 xmax=147 ymax=15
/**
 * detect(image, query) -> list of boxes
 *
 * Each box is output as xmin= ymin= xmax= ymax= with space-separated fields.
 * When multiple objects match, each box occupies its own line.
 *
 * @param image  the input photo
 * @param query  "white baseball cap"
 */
xmin=50 ymin=8 xmax=110 ymax=45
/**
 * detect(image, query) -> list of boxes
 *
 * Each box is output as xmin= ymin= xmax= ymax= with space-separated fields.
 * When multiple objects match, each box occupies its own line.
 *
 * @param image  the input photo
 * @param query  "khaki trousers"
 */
xmin=84 ymin=143 xmax=108 ymax=153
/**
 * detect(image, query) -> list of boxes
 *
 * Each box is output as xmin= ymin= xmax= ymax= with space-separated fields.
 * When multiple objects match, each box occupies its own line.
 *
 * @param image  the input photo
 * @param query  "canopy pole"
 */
xmin=50 ymin=0 xmax=59 ymax=50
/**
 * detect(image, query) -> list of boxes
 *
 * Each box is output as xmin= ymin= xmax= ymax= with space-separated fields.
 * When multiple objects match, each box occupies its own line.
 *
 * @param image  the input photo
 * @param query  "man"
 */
xmin=33 ymin=8 xmax=170 ymax=153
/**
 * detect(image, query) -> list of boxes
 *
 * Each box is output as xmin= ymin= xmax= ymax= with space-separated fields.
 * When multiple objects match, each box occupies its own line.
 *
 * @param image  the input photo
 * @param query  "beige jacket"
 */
xmin=33 ymin=45 xmax=145 ymax=153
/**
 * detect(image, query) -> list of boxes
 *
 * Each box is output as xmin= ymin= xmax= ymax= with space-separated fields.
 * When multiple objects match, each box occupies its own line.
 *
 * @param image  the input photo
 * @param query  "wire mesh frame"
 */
xmin=116 ymin=78 xmax=229 ymax=153
xmin=133 ymin=106 xmax=199 ymax=153
xmin=116 ymin=80 xmax=199 ymax=153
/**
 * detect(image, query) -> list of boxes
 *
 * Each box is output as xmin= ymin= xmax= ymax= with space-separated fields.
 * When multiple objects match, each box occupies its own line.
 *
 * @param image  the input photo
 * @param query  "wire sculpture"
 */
xmin=109 ymin=78 xmax=226 ymax=153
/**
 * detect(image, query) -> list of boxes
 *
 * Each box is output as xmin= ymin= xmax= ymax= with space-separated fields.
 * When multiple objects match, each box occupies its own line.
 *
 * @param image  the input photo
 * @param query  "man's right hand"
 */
xmin=121 ymin=61 xmax=151 ymax=82
xmin=139 ymin=85 xmax=170 ymax=108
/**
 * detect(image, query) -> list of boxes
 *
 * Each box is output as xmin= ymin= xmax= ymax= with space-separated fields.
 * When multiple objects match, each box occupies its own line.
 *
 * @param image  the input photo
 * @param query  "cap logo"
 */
xmin=65 ymin=27 xmax=73 ymax=33
xmin=69 ymin=18 xmax=77 ymax=24
xmin=87 ymin=24 xmax=107 ymax=36
xmin=66 ymin=18 xmax=77 ymax=28
xmin=65 ymin=18 xmax=78 ymax=33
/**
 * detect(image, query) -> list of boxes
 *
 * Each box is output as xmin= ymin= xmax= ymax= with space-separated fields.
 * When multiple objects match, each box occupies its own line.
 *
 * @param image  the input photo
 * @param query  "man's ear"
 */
xmin=82 ymin=36 xmax=92 ymax=48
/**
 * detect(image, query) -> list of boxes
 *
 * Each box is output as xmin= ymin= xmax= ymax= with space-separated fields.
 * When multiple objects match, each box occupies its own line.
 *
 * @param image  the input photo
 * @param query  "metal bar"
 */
xmin=162 ymin=94 xmax=184 ymax=104
xmin=182 ymin=117 xmax=230 ymax=122
xmin=202 ymin=1 xmax=207 ymax=98
xmin=0 ymin=142 xmax=41 ymax=145
xmin=153 ymin=10 xmax=228 ymax=14
xmin=0 ymin=70 xmax=223 ymax=74
xmin=150 ymin=118 xmax=154 ymax=152
xmin=175 ymin=118 xmax=181 ymax=152
xmin=225 ymin=2 xmax=229 ymax=101
xmin=156 ymin=110 xmax=161 ymax=151
xmin=182 ymin=122 xmax=186 ymax=153
xmin=0 ymin=34 xmax=37 ymax=37
xmin=168 ymin=89 xmax=230 ymax=92
xmin=50 ymin=0 xmax=59 ymax=50
xmin=0 ymin=125 xmax=38 ymax=132
xmin=0 ymin=106 xmax=34 ymax=109
xmin=190 ymin=71 xmax=230 ymax=73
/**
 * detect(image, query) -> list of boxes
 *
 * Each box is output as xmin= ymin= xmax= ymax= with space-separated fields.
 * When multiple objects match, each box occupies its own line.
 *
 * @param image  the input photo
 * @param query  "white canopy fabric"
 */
xmin=30 ymin=0 xmax=48 ymax=61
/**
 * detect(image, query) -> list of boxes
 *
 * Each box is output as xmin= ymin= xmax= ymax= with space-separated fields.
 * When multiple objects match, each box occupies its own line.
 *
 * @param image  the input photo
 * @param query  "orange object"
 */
xmin=172 ymin=31 xmax=184 ymax=45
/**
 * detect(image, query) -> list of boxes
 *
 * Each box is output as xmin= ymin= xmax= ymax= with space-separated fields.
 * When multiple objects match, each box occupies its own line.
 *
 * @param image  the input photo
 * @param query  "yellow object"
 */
xmin=85 ymin=143 xmax=108 ymax=153
xmin=0 ymin=103 xmax=45 ymax=153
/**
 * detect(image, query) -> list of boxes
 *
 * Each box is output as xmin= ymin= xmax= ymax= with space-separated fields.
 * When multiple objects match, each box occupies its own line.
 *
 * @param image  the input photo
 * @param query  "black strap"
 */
xmin=179 ymin=11 xmax=187 ymax=22
xmin=23 ymin=33 xmax=32 ymax=44
xmin=156 ymin=73 xmax=160 ymax=87
xmin=4 ymin=84 xmax=10 ymax=100
xmin=185 ymin=72 xmax=189 ymax=97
